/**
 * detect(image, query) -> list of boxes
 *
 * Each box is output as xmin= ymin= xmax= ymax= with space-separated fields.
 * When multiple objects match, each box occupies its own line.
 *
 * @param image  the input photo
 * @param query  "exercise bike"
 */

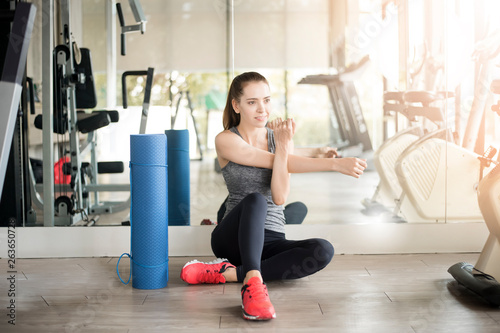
xmin=447 ymin=79 xmax=500 ymax=307
xmin=447 ymin=78 xmax=500 ymax=306
xmin=367 ymin=29 xmax=500 ymax=223
xmin=362 ymin=90 xmax=453 ymax=218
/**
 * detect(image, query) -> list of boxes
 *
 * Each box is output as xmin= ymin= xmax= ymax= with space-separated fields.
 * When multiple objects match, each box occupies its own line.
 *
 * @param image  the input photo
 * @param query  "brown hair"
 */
xmin=222 ymin=72 xmax=269 ymax=130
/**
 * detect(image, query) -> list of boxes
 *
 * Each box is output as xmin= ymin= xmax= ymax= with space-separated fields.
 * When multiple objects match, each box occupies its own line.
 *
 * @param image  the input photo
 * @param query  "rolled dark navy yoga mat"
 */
xmin=129 ymin=134 xmax=168 ymax=289
xmin=165 ymin=129 xmax=190 ymax=226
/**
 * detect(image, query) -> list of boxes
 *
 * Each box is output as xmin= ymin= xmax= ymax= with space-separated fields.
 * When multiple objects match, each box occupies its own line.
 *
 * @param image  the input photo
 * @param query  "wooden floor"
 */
xmin=1 ymin=253 xmax=499 ymax=332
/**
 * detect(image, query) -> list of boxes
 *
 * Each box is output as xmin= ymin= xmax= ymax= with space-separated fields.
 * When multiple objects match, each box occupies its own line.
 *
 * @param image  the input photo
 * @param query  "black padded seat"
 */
xmin=96 ymin=110 xmax=119 ymax=123
xmin=34 ymin=110 xmax=118 ymax=134
xmin=63 ymin=161 xmax=124 ymax=175
xmin=77 ymin=112 xmax=110 ymax=133
xmin=34 ymin=113 xmax=68 ymax=134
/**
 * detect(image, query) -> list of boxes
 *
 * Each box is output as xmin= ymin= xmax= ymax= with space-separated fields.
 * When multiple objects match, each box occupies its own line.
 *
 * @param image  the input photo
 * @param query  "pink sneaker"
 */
xmin=241 ymin=276 xmax=276 ymax=320
xmin=180 ymin=258 xmax=235 ymax=284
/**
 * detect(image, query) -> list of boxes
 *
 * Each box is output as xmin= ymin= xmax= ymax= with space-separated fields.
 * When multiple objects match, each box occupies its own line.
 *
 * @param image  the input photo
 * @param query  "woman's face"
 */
xmin=233 ymin=81 xmax=271 ymax=128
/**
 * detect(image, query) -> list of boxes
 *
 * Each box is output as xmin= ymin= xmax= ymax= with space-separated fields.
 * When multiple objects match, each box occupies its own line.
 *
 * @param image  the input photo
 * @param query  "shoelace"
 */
xmin=199 ymin=264 xmax=227 ymax=283
xmin=242 ymin=282 xmax=269 ymax=301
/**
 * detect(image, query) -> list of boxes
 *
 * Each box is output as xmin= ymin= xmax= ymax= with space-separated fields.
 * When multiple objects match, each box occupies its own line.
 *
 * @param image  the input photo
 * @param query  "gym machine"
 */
xmin=448 ymin=80 xmax=500 ymax=307
xmin=362 ymin=90 xmax=453 ymax=219
xmin=298 ymin=55 xmax=373 ymax=157
xmin=362 ymin=30 xmax=500 ymax=223
xmin=391 ymin=31 xmax=500 ymax=223
xmin=0 ymin=2 xmax=36 ymax=226
xmin=170 ymin=89 xmax=203 ymax=160
xmin=31 ymin=60 xmax=155 ymax=225
xmin=121 ymin=68 xmax=155 ymax=135
xmin=31 ymin=0 xmax=148 ymax=226
xmin=116 ymin=0 xmax=147 ymax=56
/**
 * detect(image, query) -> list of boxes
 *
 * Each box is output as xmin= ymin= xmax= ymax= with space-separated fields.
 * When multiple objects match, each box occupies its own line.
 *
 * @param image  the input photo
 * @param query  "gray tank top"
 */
xmin=221 ymin=126 xmax=286 ymax=234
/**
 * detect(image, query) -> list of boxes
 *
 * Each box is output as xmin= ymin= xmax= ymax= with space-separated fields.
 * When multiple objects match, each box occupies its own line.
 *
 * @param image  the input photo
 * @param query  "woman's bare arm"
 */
xmin=270 ymin=119 xmax=295 ymax=205
xmin=288 ymin=155 xmax=366 ymax=178
xmin=294 ymin=146 xmax=339 ymax=158
xmin=215 ymin=130 xmax=275 ymax=169
xmin=215 ymin=130 xmax=367 ymax=178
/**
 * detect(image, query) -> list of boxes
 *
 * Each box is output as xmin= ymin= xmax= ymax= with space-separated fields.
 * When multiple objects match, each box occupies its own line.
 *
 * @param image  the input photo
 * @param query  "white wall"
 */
xmin=0 ymin=223 xmax=489 ymax=258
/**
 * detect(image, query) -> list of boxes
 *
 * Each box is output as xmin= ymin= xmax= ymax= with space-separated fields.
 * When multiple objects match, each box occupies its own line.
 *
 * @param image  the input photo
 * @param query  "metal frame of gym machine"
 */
xmin=38 ymin=0 xmax=147 ymax=226
xmin=0 ymin=2 xmax=36 ymax=215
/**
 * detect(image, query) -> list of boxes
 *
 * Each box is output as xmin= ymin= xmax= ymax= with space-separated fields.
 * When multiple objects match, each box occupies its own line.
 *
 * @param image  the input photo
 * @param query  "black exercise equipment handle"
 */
xmin=26 ymin=77 xmax=35 ymax=115
xmin=116 ymin=3 xmax=126 ymax=55
xmin=121 ymin=33 xmax=126 ymax=56
xmin=121 ymin=70 xmax=149 ymax=109
xmin=116 ymin=3 xmax=125 ymax=27
xmin=143 ymin=67 xmax=154 ymax=106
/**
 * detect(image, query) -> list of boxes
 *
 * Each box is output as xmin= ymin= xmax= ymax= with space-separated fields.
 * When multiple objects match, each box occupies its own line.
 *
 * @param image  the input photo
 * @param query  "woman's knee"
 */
xmin=311 ymin=239 xmax=334 ymax=270
xmin=243 ymin=192 xmax=267 ymax=208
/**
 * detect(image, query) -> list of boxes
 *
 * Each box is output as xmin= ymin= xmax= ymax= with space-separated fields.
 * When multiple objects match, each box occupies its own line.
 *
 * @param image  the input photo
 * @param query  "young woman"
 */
xmin=181 ymin=72 xmax=367 ymax=321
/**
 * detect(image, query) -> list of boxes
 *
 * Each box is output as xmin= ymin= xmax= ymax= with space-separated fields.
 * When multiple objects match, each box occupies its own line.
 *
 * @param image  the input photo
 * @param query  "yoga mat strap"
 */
xmin=116 ymin=252 xmax=170 ymax=286
xmin=117 ymin=253 xmax=132 ymax=285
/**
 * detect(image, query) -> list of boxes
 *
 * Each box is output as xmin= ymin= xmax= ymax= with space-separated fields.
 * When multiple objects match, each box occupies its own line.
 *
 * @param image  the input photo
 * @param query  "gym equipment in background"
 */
xmin=362 ymin=90 xmax=453 ymax=218
xmin=165 ymin=129 xmax=190 ymax=226
xmin=31 ymin=48 xmax=129 ymax=224
xmin=118 ymin=134 xmax=168 ymax=289
xmin=391 ymin=31 xmax=500 ymax=223
xmin=448 ymin=81 xmax=500 ymax=305
xmin=462 ymin=30 xmax=500 ymax=153
xmin=0 ymin=3 xmax=36 ymax=226
xmin=116 ymin=0 xmax=147 ymax=56
xmin=298 ymin=55 xmax=373 ymax=158
xmin=448 ymin=162 xmax=500 ymax=306
xmin=30 ymin=0 xmax=151 ymax=225
xmin=395 ymin=133 xmax=495 ymax=223
xmin=390 ymin=94 xmax=493 ymax=223
xmin=170 ymin=87 xmax=204 ymax=160
xmin=121 ymin=68 xmax=155 ymax=134
xmin=363 ymin=29 xmax=500 ymax=223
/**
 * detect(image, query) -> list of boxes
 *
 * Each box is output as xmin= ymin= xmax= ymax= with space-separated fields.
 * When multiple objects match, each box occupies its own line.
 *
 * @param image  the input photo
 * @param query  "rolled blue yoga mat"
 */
xmin=121 ymin=134 xmax=169 ymax=289
xmin=165 ymin=129 xmax=190 ymax=226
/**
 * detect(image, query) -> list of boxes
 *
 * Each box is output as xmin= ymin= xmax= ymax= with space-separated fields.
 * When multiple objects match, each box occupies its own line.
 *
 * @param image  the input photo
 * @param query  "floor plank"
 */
xmin=1 ymin=254 xmax=499 ymax=332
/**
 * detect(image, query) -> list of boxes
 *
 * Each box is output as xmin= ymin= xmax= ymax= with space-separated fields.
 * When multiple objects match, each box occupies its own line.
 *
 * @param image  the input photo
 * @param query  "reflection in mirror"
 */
xmin=18 ymin=0 xmax=500 ymax=227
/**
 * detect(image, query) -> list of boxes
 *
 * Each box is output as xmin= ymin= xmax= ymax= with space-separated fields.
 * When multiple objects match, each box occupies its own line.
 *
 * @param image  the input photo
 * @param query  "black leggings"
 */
xmin=211 ymin=193 xmax=334 ymax=282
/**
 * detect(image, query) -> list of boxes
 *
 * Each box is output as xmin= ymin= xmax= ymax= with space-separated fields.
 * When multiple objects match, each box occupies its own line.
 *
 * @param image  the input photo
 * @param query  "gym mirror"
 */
xmin=21 ymin=0 xmax=499 ymax=228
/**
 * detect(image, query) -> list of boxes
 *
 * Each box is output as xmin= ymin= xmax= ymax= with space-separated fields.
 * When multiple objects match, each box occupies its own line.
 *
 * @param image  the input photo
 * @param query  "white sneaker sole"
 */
xmin=242 ymin=306 xmax=276 ymax=320
xmin=182 ymin=258 xmax=228 ymax=269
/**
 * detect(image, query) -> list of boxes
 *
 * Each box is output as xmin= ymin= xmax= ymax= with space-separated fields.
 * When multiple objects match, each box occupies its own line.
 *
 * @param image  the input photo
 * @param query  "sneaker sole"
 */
xmin=181 ymin=258 xmax=229 ymax=270
xmin=242 ymin=306 xmax=276 ymax=321
xmin=180 ymin=258 xmax=230 ymax=283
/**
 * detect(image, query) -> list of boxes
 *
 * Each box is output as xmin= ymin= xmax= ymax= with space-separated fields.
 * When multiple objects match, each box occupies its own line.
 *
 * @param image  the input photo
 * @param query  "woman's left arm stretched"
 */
xmin=288 ymin=154 xmax=367 ymax=177
xmin=269 ymin=118 xmax=366 ymax=178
